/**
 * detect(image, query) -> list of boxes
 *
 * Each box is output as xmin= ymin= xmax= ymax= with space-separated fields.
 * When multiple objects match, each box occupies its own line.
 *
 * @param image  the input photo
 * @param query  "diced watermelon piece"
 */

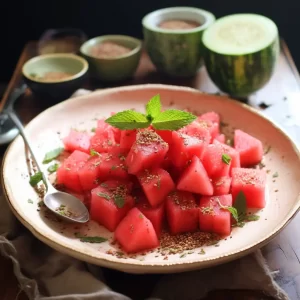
xmin=154 ymin=129 xmax=173 ymax=145
xmin=160 ymin=155 xmax=172 ymax=171
xmin=90 ymin=130 xmax=116 ymax=153
xmin=56 ymin=150 xmax=89 ymax=192
xmin=181 ymin=121 xmax=211 ymax=144
xmin=78 ymin=155 xmax=103 ymax=191
xmin=98 ymin=152 xmax=129 ymax=181
xmin=201 ymin=143 xmax=231 ymax=178
xmin=169 ymin=131 xmax=206 ymax=168
xmin=231 ymin=168 xmax=266 ymax=208
xmin=96 ymin=119 xmax=120 ymax=142
xmin=177 ymin=156 xmax=213 ymax=195
xmin=199 ymin=111 xmax=220 ymax=125
xmin=165 ymin=191 xmax=199 ymax=234
xmin=63 ymin=129 xmax=91 ymax=153
xmin=137 ymin=168 xmax=175 ymax=207
xmin=212 ymin=176 xmax=232 ymax=196
xmin=125 ymin=129 xmax=168 ymax=175
xmin=213 ymin=139 xmax=241 ymax=170
xmin=199 ymin=194 xmax=232 ymax=236
xmin=90 ymin=180 xmax=134 ymax=231
xmin=136 ymin=193 xmax=165 ymax=237
xmin=114 ymin=207 xmax=159 ymax=253
xmin=214 ymin=134 xmax=225 ymax=144
xmin=234 ymin=129 xmax=264 ymax=166
xmin=120 ymin=130 xmax=137 ymax=151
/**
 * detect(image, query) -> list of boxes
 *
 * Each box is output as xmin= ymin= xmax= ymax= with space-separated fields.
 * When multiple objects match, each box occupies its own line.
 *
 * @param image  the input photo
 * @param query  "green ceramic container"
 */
xmin=80 ymin=35 xmax=142 ymax=82
xmin=22 ymin=53 xmax=88 ymax=101
xmin=142 ymin=7 xmax=215 ymax=77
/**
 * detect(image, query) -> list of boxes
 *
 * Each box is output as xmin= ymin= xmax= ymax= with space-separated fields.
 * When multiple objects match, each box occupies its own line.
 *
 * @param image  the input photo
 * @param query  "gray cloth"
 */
xmin=0 ymin=89 xmax=292 ymax=300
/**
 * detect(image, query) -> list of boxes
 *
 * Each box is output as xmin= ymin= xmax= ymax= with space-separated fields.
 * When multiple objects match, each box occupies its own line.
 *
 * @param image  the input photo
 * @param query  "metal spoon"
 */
xmin=5 ymin=109 xmax=90 ymax=224
xmin=0 ymin=84 xmax=27 ymax=145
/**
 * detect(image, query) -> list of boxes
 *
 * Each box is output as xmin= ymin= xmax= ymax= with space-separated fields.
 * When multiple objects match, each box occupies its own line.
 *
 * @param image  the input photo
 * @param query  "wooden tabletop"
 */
xmin=1 ymin=40 xmax=300 ymax=300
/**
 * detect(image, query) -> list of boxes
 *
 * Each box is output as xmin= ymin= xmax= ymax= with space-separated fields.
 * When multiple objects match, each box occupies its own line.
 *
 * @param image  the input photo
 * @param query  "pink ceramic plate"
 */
xmin=2 ymin=84 xmax=300 ymax=273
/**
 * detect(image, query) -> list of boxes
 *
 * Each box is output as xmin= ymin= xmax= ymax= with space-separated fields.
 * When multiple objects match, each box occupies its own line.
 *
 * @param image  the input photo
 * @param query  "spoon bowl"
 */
xmin=44 ymin=190 xmax=89 ymax=223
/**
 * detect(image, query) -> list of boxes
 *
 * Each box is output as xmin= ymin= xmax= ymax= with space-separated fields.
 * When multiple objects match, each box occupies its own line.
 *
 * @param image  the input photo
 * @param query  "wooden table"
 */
xmin=1 ymin=40 xmax=299 ymax=300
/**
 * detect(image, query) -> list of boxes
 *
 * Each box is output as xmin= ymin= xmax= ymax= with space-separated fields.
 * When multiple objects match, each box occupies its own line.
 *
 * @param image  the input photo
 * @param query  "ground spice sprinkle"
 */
xmin=136 ymin=129 xmax=167 ymax=147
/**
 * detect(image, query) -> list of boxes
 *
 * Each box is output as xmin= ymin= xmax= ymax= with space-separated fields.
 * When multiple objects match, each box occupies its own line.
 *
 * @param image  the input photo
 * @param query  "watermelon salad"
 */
xmin=31 ymin=95 xmax=267 ymax=254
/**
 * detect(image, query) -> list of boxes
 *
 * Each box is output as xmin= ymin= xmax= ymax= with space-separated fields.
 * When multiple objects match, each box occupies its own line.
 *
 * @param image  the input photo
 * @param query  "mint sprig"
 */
xmin=217 ymin=191 xmax=260 ymax=227
xmin=105 ymin=94 xmax=196 ymax=131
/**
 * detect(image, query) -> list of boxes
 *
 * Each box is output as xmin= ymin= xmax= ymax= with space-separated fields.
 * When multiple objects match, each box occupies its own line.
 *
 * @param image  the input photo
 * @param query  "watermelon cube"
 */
xmin=177 ymin=156 xmax=213 ymax=195
xmin=125 ymin=129 xmax=168 ymax=175
xmin=201 ymin=144 xmax=231 ymax=178
xmin=214 ymin=134 xmax=225 ymax=144
xmin=90 ymin=130 xmax=116 ymax=153
xmin=199 ymin=194 xmax=232 ymax=236
xmin=56 ymin=150 xmax=89 ymax=192
xmin=198 ymin=112 xmax=221 ymax=141
xmin=78 ymin=155 xmax=103 ymax=191
xmin=168 ymin=131 xmax=206 ymax=168
xmin=136 ymin=193 xmax=165 ymax=237
xmin=160 ymin=155 xmax=172 ymax=171
xmin=165 ymin=191 xmax=199 ymax=234
xmin=199 ymin=111 xmax=220 ymax=125
xmin=137 ymin=168 xmax=175 ymax=207
xmin=98 ymin=152 xmax=129 ymax=181
xmin=120 ymin=130 xmax=137 ymax=151
xmin=96 ymin=119 xmax=121 ymax=143
xmin=234 ymin=129 xmax=264 ymax=166
xmin=212 ymin=176 xmax=232 ymax=196
xmin=90 ymin=180 xmax=134 ymax=231
xmin=63 ymin=129 xmax=91 ymax=154
xmin=213 ymin=140 xmax=240 ymax=169
xmin=114 ymin=207 xmax=159 ymax=253
xmin=154 ymin=129 xmax=173 ymax=145
xmin=181 ymin=121 xmax=211 ymax=144
xmin=231 ymin=168 xmax=266 ymax=208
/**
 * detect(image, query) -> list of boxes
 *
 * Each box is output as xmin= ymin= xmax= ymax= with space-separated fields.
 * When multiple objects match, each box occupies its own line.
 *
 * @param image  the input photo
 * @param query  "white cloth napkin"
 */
xmin=0 ymin=89 xmax=293 ymax=300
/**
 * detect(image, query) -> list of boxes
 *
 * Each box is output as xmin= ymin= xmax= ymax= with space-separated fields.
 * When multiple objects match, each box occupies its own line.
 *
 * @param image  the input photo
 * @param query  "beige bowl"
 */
xmin=2 ymin=84 xmax=300 ymax=273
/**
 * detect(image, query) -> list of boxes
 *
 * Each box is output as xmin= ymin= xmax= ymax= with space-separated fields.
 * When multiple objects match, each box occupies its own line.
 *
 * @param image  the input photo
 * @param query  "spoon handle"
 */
xmin=1 ymin=84 xmax=27 ymax=112
xmin=6 ymin=109 xmax=52 ymax=191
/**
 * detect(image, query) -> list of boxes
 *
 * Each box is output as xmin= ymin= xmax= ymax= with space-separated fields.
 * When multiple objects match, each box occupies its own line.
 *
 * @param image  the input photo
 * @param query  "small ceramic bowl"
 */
xmin=142 ymin=7 xmax=215 ymax=77
xmin=22 ymin=53 xmax=89 ymax=101
xmin=80 ymin=35 xmax=142 ymax=82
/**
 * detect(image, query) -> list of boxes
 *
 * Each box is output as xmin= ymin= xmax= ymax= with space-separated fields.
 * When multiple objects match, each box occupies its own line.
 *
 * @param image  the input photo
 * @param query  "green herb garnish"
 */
xmin=91 ymin=127 xmax=96 ymax=132
xmin=273 ymin=172 xmax=279 ymax=178
xmin=42 ymin=147 xmax=64 ymax=164
xmin=105 ymin=94 xmax=196 ymax=131
xmin=222 ymin=153 xmax=231 ymax=165
xmin=29 ymin=172 xmax=43 ymax=186
xmin=28 ymin=199 xmax=33 ymax=204
xmin=199 ymin=249 xmax=205 ymax=255
xmin=90 ymin=149 xmax=101 ymax=156
xmin=97 ymin=192 xmax=111 ymax=200
xmin=114 ymin=194 xmax=125 ymax=208
xmin=74 ymin=233 xmax=107 ymax=243
xmin=47 ymin=163 xmax=59 ymax=173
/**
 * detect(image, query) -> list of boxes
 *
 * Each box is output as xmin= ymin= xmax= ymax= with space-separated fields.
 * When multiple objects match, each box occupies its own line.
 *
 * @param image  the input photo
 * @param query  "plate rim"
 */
xmin=2 ymin=83 xmax=300 ymax=272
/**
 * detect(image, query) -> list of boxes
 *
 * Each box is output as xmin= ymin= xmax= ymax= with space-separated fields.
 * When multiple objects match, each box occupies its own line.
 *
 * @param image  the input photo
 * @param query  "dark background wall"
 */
xmin=0 ymin=0 xmax=299 ymax=82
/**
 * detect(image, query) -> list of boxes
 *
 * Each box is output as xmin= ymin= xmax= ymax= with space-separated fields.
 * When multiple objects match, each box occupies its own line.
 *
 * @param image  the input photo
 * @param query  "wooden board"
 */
xmin=0 ymin=40 xmax=299 ymax=300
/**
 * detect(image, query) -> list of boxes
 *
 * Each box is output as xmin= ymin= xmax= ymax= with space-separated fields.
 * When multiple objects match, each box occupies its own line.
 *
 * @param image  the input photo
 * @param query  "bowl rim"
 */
xmin=22 ymin=53 xmax=89 ymax=84
xmin=80 ymin=35 xmax=142 ymax=61
xmin=142 ymin=6 xmax=216 ymax=34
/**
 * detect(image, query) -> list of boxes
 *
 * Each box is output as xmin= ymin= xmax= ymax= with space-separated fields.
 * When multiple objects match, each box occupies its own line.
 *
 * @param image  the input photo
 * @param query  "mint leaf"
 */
xmin=246 ymin=214 xmax=260 ymax=222
xmin=90 ymin=149 xmax=101 ymax=156
xmin=216 ymin=199 xmax=238 ymax=222
xmin=97 ymin=192 xmax=111 ymax=200
xmin=146 ymin=94 xmax=161 ymax=120
xmin=43 ymin=148 xmax=64 ymax=164
xmin=47 ymin=163 xmax=59 ymax=173
xmin=233 ymin=191 xmax=247 ymax=220
xmin=105 ymin=110 xmax=150 ymax=130
xmin=74 ymin=233 xmax=107 ymax=243
xmin=29 ymin=172 xmax=43 ymax=186
xmin=152 ymin=109 xmax=196 ymax=130
xmin=114 ymin=194 xmax=125 ymax=208
xmin=222 ymin=153 xmax=231 ymax=165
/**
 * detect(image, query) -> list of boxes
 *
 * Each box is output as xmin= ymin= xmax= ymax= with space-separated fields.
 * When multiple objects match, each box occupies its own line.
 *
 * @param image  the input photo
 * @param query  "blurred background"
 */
xmin=0 ymin=0 xmax=298 ymax=84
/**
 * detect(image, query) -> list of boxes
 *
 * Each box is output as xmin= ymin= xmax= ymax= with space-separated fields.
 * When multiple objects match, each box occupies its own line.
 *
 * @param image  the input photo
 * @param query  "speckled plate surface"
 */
xmin=2 ymin=84 xmax=300 ymax=274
